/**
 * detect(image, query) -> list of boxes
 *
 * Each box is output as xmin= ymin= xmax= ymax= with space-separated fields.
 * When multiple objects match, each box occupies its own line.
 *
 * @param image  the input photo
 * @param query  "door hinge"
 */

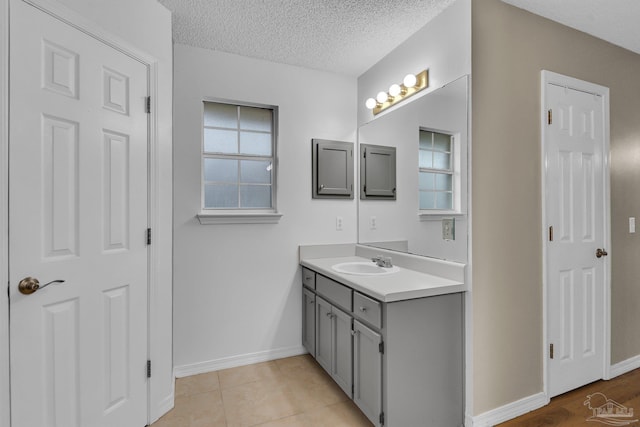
xmin=145 ymin=96 xmax=151 ymax=114
xmin=147 ymin=360 xmax=152 ymax=378
xmin=146 ymin=228 xmax=152 ymax=245
xmin=379 ymin=411 xmax=385 ymax=425
xmin=549 ymin=225 xmax=554 ymax=242
xmin=379 ymin=341 xmax=384 ymax=354
xmin=547 ymin=109 xmax=552 ymax=125
xmin=549 ymin=343 xmax=554 ymax=359
xmin=352 ymin=383 xmax=354 ymax=395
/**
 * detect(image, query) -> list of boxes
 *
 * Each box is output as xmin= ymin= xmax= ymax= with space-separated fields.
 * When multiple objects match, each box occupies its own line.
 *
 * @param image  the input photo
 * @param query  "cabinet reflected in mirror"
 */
xmin=357 ymin=75 xmax=469 ymax=262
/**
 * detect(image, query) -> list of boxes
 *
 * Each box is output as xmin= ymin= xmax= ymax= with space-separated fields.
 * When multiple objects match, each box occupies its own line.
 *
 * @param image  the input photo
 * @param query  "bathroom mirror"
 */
xmin=357 ymin=75 xmax=469 ymax=262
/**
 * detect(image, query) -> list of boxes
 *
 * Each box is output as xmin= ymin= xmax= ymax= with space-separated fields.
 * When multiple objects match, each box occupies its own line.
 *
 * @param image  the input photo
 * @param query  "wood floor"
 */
xmin=497 ymin=367 xmax=640 ymax=426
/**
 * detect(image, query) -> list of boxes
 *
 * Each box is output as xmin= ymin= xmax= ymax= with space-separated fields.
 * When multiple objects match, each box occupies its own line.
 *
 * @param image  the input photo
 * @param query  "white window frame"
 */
xmin=418 ymin=129 xmax=462 ymax=218
xmin=197 ymin=99 xmax=282 ymax=224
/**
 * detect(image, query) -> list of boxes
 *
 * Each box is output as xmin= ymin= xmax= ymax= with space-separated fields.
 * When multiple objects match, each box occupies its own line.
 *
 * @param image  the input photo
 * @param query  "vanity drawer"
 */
xmin=316 ymin=275 xmax=352 ymax=311
xmin=302 ymin=267 xmax=316 ymax=289
xmin=353 ymin=292 xmax=382 ymax=329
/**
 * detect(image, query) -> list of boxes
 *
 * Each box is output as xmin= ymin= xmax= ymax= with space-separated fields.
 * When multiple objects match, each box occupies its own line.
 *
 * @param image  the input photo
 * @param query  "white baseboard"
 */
xmin=470 ymin=392 xmax=549 ymax=427
xmin=174 ymin=345 xmax=307 ymax=378
xmin=609 ymin=354 xmax=640 ymax=379
xmin=150 ymin=392 xmax=175 ymax=424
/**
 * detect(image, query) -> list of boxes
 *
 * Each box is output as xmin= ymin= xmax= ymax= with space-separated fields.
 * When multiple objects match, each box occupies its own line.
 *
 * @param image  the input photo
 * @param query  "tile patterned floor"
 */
xmin=152 ymin=354 xmax=373 ymax=427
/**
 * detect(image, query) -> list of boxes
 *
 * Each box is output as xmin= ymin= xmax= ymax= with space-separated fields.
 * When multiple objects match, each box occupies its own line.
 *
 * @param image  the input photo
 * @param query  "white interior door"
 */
xmin=9 ymin=0 xmax=149 ymax=425
xmin=544 ymin=73 xmax=609 ymax=397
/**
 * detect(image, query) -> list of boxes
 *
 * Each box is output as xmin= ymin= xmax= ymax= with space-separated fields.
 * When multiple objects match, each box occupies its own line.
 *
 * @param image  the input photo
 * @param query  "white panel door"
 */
xmin=9 ymin=1 xmax=149 ymax=426
xmin=545 ymin=79 xmax=608 ymax=397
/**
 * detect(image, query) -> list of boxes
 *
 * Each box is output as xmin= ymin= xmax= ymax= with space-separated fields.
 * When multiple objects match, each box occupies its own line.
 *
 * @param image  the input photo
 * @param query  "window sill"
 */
xmin=418 ymin=212 xmax=466 ymax=222
xmin=197 ymin=212 xmax=283 ymax=225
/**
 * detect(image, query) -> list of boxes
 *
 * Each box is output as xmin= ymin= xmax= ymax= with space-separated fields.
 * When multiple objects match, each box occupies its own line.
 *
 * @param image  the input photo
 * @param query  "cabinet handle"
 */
xmin=305 ymin=276 xmax=312 ymax=281
xmin=326 ymin=312 xmax=333 ymax=318
xmin=359 ymin=306 xmax=367 ymax=312
xmin=309 ymin=299 xmax=315 ymax=304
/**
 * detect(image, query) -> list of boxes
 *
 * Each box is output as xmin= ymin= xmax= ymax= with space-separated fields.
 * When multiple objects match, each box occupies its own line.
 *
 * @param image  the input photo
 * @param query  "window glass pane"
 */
xmin=419 ymin=191 xmax=435 ymax=209
xmin=419 ymin=131 xmax=433 ymax=149
xmin=204 ymin=103 xmax=237 ymax=128
xmin=436 ymin=192 xmax=453 ymax=210
xmin=204 ymin=158 xmax=238 ymax=182
xmin=433 ymin=133 xmax=451 ymax=152
xmin=204 ymin=184 xmax=238 ymax=208
xmin=240 ymin=185 xmax=271 ymax=208
xmin=241 ymin=160 xmax=271 ymax=184
xmin=435 ymin=173 xmax=452 ymax=191
xmin=239 ymin=107 xmax=272 ymax=132
xmin=419 ymin=150 xmax=433 ymax=168
xmin=419 ymin=172 xmax=435 ymax=190
xmin=433 ymin=152 xmax=450 ymax=170
xmin=240 ymin=131 xmax=272 ymax=156
xmin=204 ymin=128 xmax=238 ymax=154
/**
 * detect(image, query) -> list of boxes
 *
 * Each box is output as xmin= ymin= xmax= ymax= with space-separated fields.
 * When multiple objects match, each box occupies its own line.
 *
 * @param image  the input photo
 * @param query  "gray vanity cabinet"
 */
xmin=301 ymin=266 xmax=463 ymax=426
xmin=353 ymin=319 xmax=382 ymax=426
xmin=302 ymin=288 xmax=316 ymax=357
xmin=315 ymin=296 xmax=353 ymax=397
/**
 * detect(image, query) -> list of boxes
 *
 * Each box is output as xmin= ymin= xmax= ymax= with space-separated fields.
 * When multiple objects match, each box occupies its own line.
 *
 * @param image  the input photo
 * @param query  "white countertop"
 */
xmin=300 ymin=255 xmax=466 ymax=303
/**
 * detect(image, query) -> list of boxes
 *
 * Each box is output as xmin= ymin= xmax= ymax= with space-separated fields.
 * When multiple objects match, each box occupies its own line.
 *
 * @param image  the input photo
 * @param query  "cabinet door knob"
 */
xmin=309 ymin=299 xmax=315 ymax=304
xmin=359 ymin=306 xmax=367 ymax=312
xmin=351 ymin=330 xmax=358 ymax=336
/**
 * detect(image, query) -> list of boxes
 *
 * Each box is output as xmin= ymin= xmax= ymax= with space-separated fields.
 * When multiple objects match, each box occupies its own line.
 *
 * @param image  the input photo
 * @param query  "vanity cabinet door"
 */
xmin=332 ymin=306 xmax=353 ymax=397
xmin=302 ymin=288 xmax=316 ymax=357
xmin=315 ymin=296 xmax=353 ymax=398
xmin=353 ymin=320 xmax=382 ymax=427
xmin=315 ymin=296 xmax=333 ymax=374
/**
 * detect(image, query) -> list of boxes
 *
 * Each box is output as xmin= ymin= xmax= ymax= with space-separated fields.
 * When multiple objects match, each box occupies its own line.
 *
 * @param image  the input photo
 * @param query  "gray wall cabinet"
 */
xmin=360 ymin=144 xmax=396 ymax=200
xmin=312 ymin=139 xmax=354 ymax=199
xmin=301 ymin=268 xmax=463 ymax=427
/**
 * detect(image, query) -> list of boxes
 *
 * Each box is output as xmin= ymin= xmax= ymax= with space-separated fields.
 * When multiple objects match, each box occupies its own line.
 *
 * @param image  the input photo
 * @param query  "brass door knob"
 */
xmin=18 ymin=277 xmax=65 ymax=295
xmin=596 ymin=248 xmax=608 ymax=258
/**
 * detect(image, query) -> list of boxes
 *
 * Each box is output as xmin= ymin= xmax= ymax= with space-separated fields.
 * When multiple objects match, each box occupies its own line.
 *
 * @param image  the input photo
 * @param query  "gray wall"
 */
xmin=472 ymin=0 xmax=640 ymax=415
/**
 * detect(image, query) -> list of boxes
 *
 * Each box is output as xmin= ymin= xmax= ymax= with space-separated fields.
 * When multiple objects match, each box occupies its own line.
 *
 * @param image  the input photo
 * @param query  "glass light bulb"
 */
xmin=365 ymin=98 xmax=377 ymax=109
xmin=403 ymin=73 xmax=417 ymax=88
xmin=376 ymin=91 xmax=389 ymax=103
xmin=388 ymin=84 xmax=402 ymax=97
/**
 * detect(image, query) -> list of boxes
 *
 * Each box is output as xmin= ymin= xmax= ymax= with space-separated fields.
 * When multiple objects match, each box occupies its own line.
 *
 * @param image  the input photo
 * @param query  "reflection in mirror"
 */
xmin=357 ymin=75 xmax=469 ymax=262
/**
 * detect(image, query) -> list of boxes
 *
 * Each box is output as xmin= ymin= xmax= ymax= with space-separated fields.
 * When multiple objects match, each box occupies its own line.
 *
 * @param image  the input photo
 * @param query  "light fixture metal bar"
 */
xmin=373 ymin=69 xmax=429 ymax=115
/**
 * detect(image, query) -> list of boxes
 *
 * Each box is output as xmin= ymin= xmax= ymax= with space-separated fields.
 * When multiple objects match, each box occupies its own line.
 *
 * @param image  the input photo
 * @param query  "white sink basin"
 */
xmin=332 ymin=261 xmax=400 ymax=276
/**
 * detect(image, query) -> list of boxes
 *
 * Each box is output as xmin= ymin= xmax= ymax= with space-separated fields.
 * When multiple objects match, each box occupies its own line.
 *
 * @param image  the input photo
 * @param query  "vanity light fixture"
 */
xmin=365 ymin=69 xmax=429 ymax=115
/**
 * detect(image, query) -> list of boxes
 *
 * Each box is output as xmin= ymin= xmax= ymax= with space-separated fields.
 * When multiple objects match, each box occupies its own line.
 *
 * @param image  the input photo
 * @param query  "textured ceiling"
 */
xmin=156 ymin=0 xmax=640 ymax=77
xmin=501 ymin=0 xmax=640 ymax=55
xmin=156 ymin=0 xmax=456 ymax=76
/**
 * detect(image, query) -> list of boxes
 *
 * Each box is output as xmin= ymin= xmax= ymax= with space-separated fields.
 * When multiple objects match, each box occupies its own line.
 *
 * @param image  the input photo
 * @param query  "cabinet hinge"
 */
xmin=379 ymin=341 xmax=384 ymax=354
xmin=147 ymin=360 xmax=152 ymax=378
xmin=146 ymin=228 xmax=152 ymax=245
xmin=549 ymin=343 xmax=554 ymax=359
xmin=547 ymin=109 xmax=552 ymax=125
xmin=549 ymin=225 xmax=553 ymax=242
xmin=379 ymin=411 xmax=385 ymax=425
xmin=145 ymin=96 xmax=151 ymax=114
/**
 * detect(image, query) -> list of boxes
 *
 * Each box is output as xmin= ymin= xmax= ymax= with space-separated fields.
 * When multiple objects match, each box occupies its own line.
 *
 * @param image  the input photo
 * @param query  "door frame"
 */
xmin=1 ymin=0 xmax=166 ymax=425
xmin=540 ymin=70 xmax=612 ymax=399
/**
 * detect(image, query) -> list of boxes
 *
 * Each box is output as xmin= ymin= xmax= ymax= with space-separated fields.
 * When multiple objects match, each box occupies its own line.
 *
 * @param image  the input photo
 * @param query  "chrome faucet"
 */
xmin=372 ymin=255 xmax=393 ymax=268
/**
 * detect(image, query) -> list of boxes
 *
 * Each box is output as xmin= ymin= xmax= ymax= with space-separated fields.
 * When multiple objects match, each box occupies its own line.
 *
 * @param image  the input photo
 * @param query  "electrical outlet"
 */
xmin=442 ymin=218 xmax=455 ymax=240
xmin=336 ymin=216 xmax=343 ymax=231
xmin=370 ymin=216 xmax=377 ymax=230
xmin=630 ymin=217 xmax=636 ymax=234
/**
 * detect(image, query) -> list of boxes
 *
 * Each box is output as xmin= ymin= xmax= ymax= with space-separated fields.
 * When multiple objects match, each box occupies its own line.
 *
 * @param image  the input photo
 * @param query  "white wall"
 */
xmin=357 ymin=0 xmax=471 ymax=127
xmin=1 ymin=0 xmax=173 ymax=423
xmin=173 ymin=44 xmax=357 ymax=372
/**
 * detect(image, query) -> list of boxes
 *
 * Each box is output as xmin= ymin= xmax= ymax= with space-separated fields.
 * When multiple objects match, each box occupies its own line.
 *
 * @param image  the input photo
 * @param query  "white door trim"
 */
xmin=540 ymin=70 xmax=612 ymax=399
xmin=0 ymin=0 xmax=10 ymax=426
xmin=2 ymin=0 xmax=166 ymax=424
